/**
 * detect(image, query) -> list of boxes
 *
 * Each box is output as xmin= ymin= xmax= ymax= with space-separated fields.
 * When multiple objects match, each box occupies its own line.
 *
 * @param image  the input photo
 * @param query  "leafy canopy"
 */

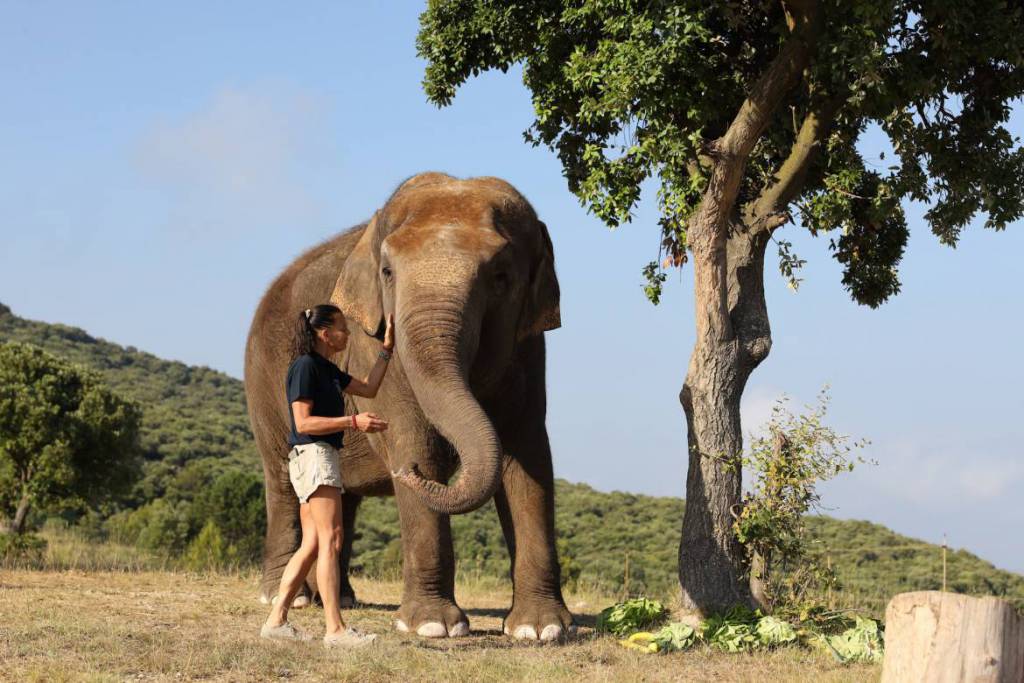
xmin=418 ymin=0 xmax=1024 ymax=305
xmin=0 ymin=342 xmax=142 ymax=530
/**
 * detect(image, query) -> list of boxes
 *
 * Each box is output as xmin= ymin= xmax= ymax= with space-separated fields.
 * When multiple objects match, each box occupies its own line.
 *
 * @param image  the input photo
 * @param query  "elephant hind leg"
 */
xmin=257 ymin=444 xmax=303 ymax=602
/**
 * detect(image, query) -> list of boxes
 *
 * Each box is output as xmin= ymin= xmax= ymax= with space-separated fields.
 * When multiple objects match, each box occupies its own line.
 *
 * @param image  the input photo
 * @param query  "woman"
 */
xmin=261 ymin=303 xmax=393 ymax=648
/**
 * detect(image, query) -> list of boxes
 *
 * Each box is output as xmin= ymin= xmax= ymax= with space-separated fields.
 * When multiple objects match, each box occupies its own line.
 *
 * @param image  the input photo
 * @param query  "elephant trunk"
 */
xmin=390 ymin=291 xmax=502 ymax=515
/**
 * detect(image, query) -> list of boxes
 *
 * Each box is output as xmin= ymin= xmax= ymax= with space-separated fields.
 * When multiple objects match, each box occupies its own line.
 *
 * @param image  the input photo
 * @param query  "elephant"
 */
xmin=244 ymin=172 xmax=574 ymax=640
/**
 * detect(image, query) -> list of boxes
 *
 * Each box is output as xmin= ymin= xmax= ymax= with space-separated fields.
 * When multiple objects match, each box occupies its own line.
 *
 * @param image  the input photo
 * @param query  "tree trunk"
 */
xmin=11 ymin=489 xmax=31 ymax=535
xmin=749 ymin=551 xmax=770 ymax=608
xmin=882 ymin=591 xmax=1024 ymax=683
xmin=678 ymin=222 xmax=772 ymax=615
xmin=672 ymin=0 xmax=817 ymax=619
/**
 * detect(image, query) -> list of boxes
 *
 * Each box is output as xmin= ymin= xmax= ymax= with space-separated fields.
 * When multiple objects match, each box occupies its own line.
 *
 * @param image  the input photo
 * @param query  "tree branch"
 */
xmin=746 ymin=95 xmax=843 ymax=232
xmin=692 ymin=0 xmax=820 ymax=245
xmin=687 ymin=0 xmax=820 ymax=341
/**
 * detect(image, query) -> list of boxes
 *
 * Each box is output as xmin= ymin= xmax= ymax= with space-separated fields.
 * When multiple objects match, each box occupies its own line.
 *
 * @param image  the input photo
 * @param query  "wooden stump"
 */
xmin=881 ymin=591 xmax=1024 ymax=683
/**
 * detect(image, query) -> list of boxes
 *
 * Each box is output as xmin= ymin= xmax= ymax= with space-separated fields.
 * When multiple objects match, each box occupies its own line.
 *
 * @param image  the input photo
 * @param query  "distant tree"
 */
xmin=189 ymin=469 xmax=265 ymax=562
xmin=0 ymin=342 xmax=142 ymax=534
xmin=417 ymin=0 xmax=1024 ymax=614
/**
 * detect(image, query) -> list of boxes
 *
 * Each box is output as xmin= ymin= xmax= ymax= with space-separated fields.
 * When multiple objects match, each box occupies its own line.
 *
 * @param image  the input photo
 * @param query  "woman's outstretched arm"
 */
xmin=344 ymin=314 xmax=395 ymax=399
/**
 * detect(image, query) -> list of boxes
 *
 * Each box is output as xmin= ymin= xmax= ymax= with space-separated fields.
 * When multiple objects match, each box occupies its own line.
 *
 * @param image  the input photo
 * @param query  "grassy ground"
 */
xmin=0 ymin=566 xmax=880 ymax=683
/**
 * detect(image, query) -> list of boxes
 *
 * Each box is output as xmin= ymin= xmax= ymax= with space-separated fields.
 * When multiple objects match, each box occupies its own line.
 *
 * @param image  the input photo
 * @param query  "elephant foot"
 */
xmin=340 ymin=589 xmax=357 ymax=609
xmin=395 ymin=598 xmax=470 ymax=638
xmin=260 ymin=592 xmax=312 ymax=609
xmin=503 ymin=600 xmax=575 ymax=642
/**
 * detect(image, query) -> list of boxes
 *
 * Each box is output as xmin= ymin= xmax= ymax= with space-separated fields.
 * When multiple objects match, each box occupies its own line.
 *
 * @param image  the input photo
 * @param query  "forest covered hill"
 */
xmin=2 ymin=301 xmax=1022 ymax=611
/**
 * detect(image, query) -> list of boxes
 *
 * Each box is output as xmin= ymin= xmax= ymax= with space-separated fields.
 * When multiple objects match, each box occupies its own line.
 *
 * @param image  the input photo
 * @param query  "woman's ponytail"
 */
xmin=291 ymin=304 xmax=343 ymax=360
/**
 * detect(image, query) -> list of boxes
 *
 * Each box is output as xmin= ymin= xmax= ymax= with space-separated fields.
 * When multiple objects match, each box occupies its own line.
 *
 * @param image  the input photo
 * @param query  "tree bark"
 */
xmin=675 ymin=0 xmax=819 ymax=617
xmin=678 ymin=223 xmax=773 ymax=614
xmin=749 ymin=551 xmax=770 ymax=608
xmin=882 ymin=591 xmax=1024 ymax=683
xmin=11 ymin=489 xmax=31 ymax=535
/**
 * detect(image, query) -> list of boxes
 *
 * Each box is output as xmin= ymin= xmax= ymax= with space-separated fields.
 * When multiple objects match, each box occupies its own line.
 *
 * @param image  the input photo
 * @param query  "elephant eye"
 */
xmin=381 ymin=266 xmax=393 ymax=280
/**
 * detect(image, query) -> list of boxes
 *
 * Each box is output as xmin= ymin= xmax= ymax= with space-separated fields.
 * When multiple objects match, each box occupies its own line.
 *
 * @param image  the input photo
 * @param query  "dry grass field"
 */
xmin=0 ymin=565 xmax=880 ymax=682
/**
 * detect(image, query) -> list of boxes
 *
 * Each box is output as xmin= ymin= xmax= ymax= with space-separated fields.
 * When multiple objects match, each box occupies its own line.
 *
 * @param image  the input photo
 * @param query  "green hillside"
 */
xmin=2 ymin=302 xmax=1021 ymax=613
xmin=0 ymin=302 xmax=258 ymax=504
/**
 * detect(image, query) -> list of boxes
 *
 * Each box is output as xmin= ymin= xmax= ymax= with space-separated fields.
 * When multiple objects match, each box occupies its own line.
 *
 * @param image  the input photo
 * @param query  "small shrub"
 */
xmin=734 ymin=388 xmax=870 ymax=610
xmin=558 ymin=538 xmax=581 ymax=590
xmin=183 ymin=520 xmax=239 ymax=572
xmin=105 ymin=499 xmax=191 ymax=554
xmin=0 ymin=531 xmax=47 ymax=562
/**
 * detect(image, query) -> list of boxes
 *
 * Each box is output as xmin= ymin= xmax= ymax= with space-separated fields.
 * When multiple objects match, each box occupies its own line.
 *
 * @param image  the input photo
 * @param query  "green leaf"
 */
xmin=596 ymin=598 xmax=667 ymax=636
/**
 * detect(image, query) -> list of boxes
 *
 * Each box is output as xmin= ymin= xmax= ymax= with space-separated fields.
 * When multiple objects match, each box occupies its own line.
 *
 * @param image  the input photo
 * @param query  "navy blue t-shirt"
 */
xmin=285 ymin=351 xmax=352 ymax=449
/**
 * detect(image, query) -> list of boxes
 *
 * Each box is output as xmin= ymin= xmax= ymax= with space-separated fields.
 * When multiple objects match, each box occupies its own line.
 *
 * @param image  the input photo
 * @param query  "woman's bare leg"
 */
xmin=265 ymin=502 xmax=318 ymax=627
xmin=309 ymin=485 xmax=346 ymax=635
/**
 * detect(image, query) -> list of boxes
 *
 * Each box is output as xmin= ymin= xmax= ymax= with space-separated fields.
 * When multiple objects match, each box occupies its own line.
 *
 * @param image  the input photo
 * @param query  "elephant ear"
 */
xmin=332 ymin=213 xmax=384 ymax=336
xmin=518 ymin=220 xmax=561 ymax=339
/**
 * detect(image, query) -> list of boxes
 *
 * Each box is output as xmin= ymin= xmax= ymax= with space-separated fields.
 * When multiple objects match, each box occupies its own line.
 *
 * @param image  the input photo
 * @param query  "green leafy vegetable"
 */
xmin=596 ymin=598 xmax=667 ymax=636
xmin=821 ymin=617 xmax=884 ymax=663
xmin=653 ymin=623 xmax=698 ymax=652
xmin=755 ymin=616 xmax=797 ymax=647
xmin=705 ymin=622 xmax=759 ymax=653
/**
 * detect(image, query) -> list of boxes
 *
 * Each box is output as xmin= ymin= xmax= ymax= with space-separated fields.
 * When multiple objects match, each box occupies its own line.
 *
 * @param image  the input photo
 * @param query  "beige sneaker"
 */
xmin=323 ymin=627 xmax=378 ymax=649
xmin=260 ymin=622 xmax=312 ymax=641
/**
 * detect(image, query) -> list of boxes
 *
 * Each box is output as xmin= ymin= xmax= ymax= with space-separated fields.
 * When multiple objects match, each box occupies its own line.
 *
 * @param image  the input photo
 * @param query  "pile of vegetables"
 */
xmin=595 ymin=598 xmax=667 ymax=635
xmin=818 ymin=616 xmax=884 ymax=663
xmin=596 ymin=599 xmax=883 ymax=663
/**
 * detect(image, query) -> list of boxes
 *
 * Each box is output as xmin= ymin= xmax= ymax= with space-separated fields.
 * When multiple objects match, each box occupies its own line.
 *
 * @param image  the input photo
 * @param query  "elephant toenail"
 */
xmin=447 ymin=622 xmax=470 ymax=637
xmin=513 ymin=625 xmax=538 ymax=640
xmin=395 ymin=619 xmax=409 ymax=633
xmin=539 ymin=625 xmax=563 ymax=641
xmin=417 ymin=622 xmax=448 ymax=638
xmin=259 ymin=594 xmax=272 ymax=605
xmin=291 ymin=595 xmax=310 ymax=609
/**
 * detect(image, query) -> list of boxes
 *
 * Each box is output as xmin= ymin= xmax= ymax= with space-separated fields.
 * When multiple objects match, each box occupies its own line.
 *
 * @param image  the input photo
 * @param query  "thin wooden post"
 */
xmin=623 ymin=552 xmax=631 ymax=599
xmin=942 ymin=533 xmax=948 ymax=593
xmin=826 ymin=552 xmax=832 ymax=608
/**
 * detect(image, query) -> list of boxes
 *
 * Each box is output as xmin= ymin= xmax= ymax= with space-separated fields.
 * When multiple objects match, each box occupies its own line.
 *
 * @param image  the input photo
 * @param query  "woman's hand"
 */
xmin=383 ymin=314 xmax=395 ymax=353
xmin=353 ymin=412 xmax=388 ymax=433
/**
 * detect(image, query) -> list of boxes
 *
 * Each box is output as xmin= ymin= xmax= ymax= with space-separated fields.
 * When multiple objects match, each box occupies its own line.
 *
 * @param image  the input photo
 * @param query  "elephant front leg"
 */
xmin=495 ymin=432 xmax=575 ymax=641
xmin=393 ymin=473 xmax=469 ymax=638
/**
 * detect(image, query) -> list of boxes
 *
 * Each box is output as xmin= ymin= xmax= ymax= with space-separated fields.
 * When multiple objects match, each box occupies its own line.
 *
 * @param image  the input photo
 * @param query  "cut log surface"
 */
xmin=881 ymin=591 xmax=1024 ymax=683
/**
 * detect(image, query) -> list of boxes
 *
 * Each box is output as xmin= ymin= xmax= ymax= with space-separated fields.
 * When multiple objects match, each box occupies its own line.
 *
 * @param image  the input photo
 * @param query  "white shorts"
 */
xmin=288 ymin=441 xmax=344 ymax=504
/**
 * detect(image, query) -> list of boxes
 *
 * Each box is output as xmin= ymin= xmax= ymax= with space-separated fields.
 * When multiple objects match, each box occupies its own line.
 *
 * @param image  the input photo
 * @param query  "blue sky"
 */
xmin=2 ymin=2 xmax=1022 ymax=573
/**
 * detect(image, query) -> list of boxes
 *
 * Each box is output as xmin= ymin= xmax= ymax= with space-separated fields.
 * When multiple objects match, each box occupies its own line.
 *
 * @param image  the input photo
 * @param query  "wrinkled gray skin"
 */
xmin=244 ymin=173 xmax=574 ymax=640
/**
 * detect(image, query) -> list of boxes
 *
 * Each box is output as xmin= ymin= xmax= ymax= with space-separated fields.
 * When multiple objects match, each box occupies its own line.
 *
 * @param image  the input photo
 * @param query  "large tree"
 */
xmin=417 ymin=0 xmax=1024 ymax=614
xmin=0 ymin=342 xmax=142 ymax=534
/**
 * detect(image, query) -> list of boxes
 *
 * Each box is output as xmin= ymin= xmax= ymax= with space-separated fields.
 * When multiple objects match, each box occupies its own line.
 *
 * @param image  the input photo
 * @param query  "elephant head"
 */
xmin=332 ymin=173 xmax=560 ymax=514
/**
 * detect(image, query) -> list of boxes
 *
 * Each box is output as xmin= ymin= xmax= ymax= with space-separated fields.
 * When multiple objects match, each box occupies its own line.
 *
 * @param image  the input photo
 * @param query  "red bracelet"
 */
xmin=351 ymin=415 xmax=359 ymax=430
